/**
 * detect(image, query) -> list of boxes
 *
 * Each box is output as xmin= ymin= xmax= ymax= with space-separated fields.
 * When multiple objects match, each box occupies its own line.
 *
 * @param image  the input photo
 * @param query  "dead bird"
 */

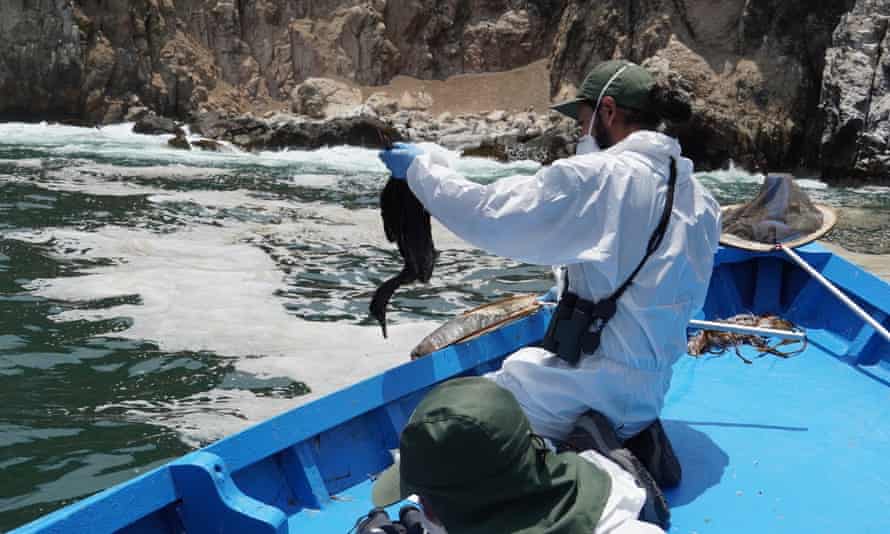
xmin=369 ymin=156 xmax=438 ymax=338
xmin=411 ymin=295 xmax=541 ymax=359
xmin=687 ymin=313 xmax=806 ymax=364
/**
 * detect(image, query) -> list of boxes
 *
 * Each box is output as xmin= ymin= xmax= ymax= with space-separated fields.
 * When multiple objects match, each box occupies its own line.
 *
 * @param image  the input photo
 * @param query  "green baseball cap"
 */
xmin=371 ymin=377 xmax=611 ymax=534
xmin=552 ymin=60 xmax=656 ymax=120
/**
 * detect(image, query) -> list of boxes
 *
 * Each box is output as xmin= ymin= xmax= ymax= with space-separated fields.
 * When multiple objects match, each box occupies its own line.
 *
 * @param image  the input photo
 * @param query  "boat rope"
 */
xmin=687 ymin=313 xmax=807 ymax=364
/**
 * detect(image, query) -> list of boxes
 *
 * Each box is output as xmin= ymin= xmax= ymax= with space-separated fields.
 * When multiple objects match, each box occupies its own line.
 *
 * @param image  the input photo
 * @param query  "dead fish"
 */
xmin=369 ymin=175 xmax=437 ymax=338
xmin=410 ymin=294 xmax=541 ymax=359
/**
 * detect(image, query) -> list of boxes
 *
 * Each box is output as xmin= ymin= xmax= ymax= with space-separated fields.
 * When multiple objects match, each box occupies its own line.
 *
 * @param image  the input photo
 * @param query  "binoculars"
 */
xmin=356 ymin=505 xmax=426 ymax=534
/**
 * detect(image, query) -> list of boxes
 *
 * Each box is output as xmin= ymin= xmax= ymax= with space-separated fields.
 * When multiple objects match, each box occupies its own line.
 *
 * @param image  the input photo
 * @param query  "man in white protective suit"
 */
xmin=378 ymin=60 xmax=721 ymax=524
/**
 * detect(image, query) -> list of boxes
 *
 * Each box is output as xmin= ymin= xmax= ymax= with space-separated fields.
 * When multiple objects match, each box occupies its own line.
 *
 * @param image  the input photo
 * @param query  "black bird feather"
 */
xmin=369 ymin=160 xmax=437 ymax=338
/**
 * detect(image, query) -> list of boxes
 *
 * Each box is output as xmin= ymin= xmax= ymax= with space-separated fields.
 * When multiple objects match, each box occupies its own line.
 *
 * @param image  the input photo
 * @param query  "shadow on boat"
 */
xmin=663 ymin=420 xmax=728 ymax=507
xmin=665 ymin=418 xmax=813 ymax=507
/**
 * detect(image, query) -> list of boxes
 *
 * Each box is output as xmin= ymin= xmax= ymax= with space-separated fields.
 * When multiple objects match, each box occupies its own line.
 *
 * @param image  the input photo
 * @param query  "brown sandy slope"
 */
xmin=360 ymin=60 xmax=552 ymax=115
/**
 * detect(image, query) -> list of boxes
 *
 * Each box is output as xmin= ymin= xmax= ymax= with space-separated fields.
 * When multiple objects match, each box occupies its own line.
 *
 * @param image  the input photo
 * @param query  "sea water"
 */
xmin=0 ymin=122 xmax=887 ymax=529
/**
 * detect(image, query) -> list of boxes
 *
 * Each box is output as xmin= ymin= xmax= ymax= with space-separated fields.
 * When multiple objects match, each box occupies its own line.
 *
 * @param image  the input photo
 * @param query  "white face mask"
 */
xmin=576 ymin=64 xmax=630 ymax=156
xmin=575 ymin=116 xmax=599 ymax=155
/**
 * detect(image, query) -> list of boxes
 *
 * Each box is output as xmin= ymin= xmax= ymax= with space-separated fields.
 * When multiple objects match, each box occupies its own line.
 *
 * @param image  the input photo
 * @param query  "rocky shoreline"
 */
xmin=146 ymin=108 xmax=575 ymax=166
xmin=3 ymin=0 xmax=888 ymax=181
xmin=131 ymin=80 xmax=578 ymax=165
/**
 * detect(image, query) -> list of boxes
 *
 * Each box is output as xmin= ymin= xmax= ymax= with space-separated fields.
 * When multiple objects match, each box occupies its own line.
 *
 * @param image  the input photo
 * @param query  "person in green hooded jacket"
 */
xmin=371 ymin=377 xmax=666 ymax=534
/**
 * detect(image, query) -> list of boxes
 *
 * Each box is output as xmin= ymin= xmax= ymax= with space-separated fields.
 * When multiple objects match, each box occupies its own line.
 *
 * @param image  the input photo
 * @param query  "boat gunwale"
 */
xmin=13 ymin=310 xmax=552 ymax=533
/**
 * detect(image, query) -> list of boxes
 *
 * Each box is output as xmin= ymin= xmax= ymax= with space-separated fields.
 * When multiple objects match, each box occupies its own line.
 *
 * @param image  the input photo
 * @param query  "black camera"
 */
xmin=355 ymin=505 xmax=425 ymax=534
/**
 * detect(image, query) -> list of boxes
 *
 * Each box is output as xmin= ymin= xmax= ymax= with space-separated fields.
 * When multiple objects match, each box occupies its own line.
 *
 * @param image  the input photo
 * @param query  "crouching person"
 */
xmin=370 ymin=377 xmax=666 ymax=533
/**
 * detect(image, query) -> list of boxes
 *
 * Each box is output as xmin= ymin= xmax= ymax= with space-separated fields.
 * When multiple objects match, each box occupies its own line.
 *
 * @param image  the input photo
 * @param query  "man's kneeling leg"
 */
xmin=564 ymin=411 xmax=670 ymax=530
xmin=623 ymin=419 xmax=682 ymax=489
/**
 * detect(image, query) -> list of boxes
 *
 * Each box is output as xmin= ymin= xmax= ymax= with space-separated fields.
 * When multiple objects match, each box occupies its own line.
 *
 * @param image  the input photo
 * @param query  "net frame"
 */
xmin=719 ymin=174 xmax=838 ymax=251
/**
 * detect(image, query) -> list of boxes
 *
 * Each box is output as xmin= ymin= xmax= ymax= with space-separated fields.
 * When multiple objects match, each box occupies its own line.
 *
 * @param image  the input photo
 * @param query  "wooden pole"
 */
xmin=778 ymin=244 xmax=890 ymax=344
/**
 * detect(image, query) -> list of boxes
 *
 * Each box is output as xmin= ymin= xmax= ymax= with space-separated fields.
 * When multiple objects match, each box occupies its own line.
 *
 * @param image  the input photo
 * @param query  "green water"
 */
xmin=0 ymin=122 xmax=888 ymax=530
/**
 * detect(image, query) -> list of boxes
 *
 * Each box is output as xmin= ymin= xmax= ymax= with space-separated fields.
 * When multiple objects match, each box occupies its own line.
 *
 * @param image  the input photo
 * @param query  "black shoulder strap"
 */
xmin=606 ymin=156 xmax=678 ymax=303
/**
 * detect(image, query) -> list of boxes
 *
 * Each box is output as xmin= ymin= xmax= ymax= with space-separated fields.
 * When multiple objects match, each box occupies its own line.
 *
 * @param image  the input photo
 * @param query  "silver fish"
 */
xmin=410 ymin=294 xmax=542 ymax=359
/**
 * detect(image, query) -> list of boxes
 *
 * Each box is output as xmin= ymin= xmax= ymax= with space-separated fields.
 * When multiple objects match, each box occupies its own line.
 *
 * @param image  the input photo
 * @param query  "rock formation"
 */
xmin=1 ymin=0 xmax=889 ymax=180
xmin=290 ymin=78 xmax=363 ymax=118
xmin=189 ymin=114 xmax=402 ymax=151
xmin=820 ymin=0 xmax=890 ymax=181
xmin=0 ymin=0 xmax=553 ymax=122
xmin=548 ymin=0 xmax=856 ymax=172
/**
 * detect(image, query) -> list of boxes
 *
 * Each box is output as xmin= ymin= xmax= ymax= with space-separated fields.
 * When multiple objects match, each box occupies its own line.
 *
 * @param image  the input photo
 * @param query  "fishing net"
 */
xmin=687 ymin=314 xmax=807 ymax=364
xmin=722 ymin=174 xmax=824 ymax=244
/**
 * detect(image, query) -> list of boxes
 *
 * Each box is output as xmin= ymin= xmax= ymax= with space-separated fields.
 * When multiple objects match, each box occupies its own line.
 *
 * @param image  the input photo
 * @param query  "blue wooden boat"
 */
xmin=12 ymin=243 xmax=890 ymax=533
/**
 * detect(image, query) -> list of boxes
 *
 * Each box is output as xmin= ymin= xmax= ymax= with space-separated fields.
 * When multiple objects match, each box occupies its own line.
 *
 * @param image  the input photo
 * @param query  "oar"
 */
xmin=688 ymin=319 xmax=805 ymax=341
xmin=777 ymin=243 xmax=890 ymax=343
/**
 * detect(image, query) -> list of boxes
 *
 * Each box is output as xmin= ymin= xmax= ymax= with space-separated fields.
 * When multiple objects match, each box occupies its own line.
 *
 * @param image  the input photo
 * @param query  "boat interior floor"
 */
xmin=289 ymin=327 xmax=890 ymax=533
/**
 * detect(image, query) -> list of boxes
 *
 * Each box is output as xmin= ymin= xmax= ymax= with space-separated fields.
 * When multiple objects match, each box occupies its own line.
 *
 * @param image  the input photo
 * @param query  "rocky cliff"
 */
xmin=820 ymin=0 xmax=890 ymax=181
xmin=0 ymin=0 xmax=887 ymax=181
xmin=548 ymin=0 xmax=857 ymax=172
xmin=0 ymin=0 xmax=556 ymax=122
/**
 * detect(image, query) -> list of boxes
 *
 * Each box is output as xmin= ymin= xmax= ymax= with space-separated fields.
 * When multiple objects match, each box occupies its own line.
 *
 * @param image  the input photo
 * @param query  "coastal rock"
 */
xmin=192 ymin=139 xmax=226 ymax=152
xmin=263 ymin=116 xmax=403 ymax=150
xmin=168 ymin=132 xmax=192 ymax=150
xmin=290 ymin=78 xmax=363 ymax=118
xmin=133 ymin=116 xmax=180 ymax=135
xmin=399 ymin=91 xmax=434 ymax=112
xmin=365 ymin=92 xmax=400 ymax=116
xmin=439 ymin=133 xmax=486 ymax=151
xmin=549 ymin=0 xmax=855 ymax=172
xmin=0 ymin=0 xmax=84 ymax=118
xmin=287 ymin=4 xmax=400 ymax=86
xmin=462 ymin=10 xmax=537 ymax=73
xmin=199 ymin=115 xmax=402 ymax=151
xmin=0 ymin=0 xmax=242 ymax=121
xmin=820 ymin=0 xmax=890 ymax=181
xmin=460 ymin=128 xmax=575 ymax=165
xmin=384 ymin=1 xmax=557 ymax=80
xmin=101 ymin=102 xmax=125 ymax=125
xmin=2 ymin=0 xmax=889 ymax=181
xmin=125 ymin=106 xmax=151 ymax=123
xmin=486 ymin=110 xmax=508 ymax=122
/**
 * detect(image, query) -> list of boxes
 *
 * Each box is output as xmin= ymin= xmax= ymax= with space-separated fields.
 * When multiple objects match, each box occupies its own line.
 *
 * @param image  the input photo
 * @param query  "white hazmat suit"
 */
xmin=406 ymin=130 xmax=722 ymax=440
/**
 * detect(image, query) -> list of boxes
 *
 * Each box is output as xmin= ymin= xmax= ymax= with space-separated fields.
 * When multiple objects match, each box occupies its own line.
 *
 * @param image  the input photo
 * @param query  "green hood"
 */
xmin=372 ymin=377 xmax=611 ymax=534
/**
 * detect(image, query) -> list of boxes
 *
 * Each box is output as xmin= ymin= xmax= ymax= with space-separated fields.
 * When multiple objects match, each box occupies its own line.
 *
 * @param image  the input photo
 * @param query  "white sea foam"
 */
xmin=7 ymin=220 xmax=463 ymax=442
xmin=0 ymin=122 xmax=393 ymax=174
xmin=0 ymin=122 xmax=545 ymax=182
xmin=851 ymin=185 xmax=890 ymax=195
xmin=795 ymin=178 xmax=829 ymax=190
xmin=695 ymin=168 xmax=765 ymax=184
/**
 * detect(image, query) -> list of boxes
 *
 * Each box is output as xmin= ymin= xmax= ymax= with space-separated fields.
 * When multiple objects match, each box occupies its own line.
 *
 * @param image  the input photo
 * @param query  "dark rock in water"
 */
xmin=191 ymin=139 xmax=225 ymax=152
xmin=461 ymin=132 xmax=573 ymax=165
xmin=192 ymin=114 xmax=402 ymax=151
xmin=250 ymin=116 xmax=404 ymax=151
xmin=168 ymin=132 xmax=191 ymax=150
xmin=369 ymin=178 xmax=437 ymax=338
xmin=461 ymin=138 xmax=509 ymax=161
xmin=101 ymin=102 xmax=125 ymax=125
xmin=503 ymin=133 xmax=574 ymax=165
xmin=133 ymin=115 xmax=180 ymax=135
xmin=195 ymin=115 xmax=269 ymax=147
xmin=125 ymin=106 xmax=151 ymax=123
xmin=189 ymin=112 xmax=240 ymax=139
